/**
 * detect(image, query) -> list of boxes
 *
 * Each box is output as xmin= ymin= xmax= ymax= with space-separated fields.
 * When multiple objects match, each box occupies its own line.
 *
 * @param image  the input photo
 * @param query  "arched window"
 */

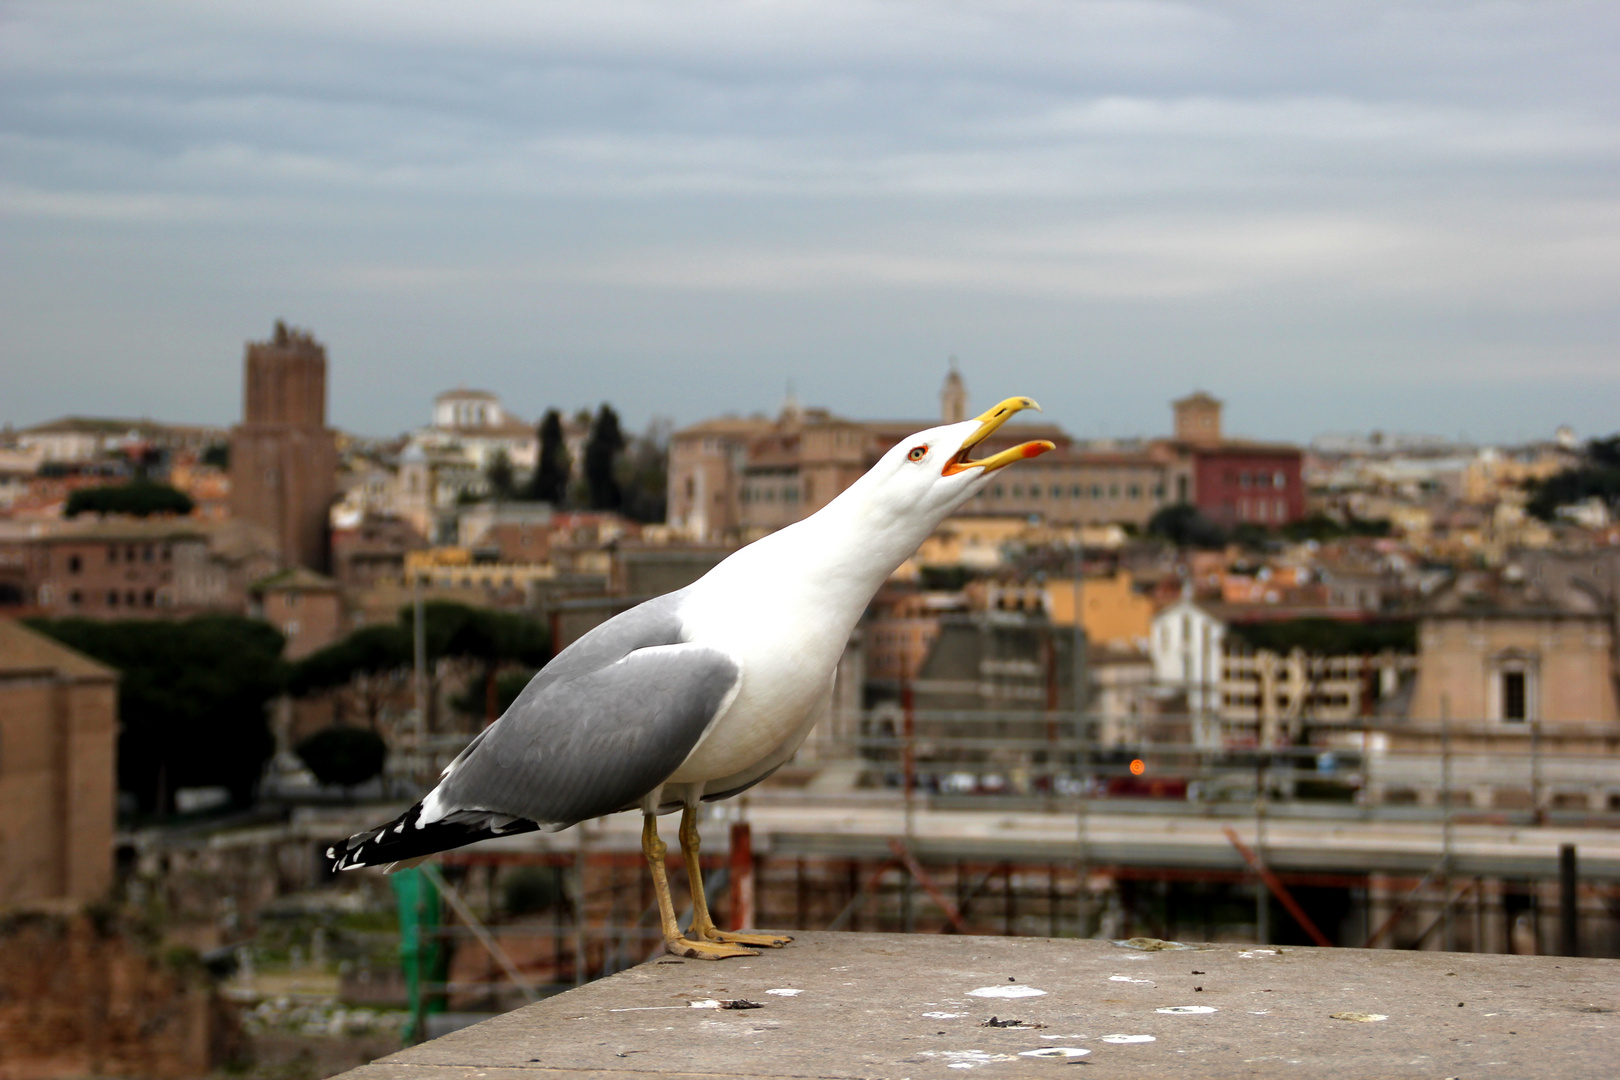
xmin=1488 ymin=650 xmax=1538 ymax=722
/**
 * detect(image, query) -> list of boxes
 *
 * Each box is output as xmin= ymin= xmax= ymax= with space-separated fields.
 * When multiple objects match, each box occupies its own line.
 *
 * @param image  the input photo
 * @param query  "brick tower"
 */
xmin=940 ymin=360 xmax=968 ymax=423
xmin=229 ymin=322 xmax=338 ymax=571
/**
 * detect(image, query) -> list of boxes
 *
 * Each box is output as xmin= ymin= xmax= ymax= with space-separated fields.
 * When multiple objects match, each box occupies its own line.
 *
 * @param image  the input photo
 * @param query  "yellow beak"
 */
xmin=942 ymin=397 xmax=1056 ymax=476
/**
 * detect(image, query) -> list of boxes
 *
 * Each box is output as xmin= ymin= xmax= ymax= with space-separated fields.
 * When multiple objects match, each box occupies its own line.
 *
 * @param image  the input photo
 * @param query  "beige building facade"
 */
xmin=0 ymin=619 xmax=117 ymax=907
xmin=1410 ymin=613 xmax=1618 ymax=725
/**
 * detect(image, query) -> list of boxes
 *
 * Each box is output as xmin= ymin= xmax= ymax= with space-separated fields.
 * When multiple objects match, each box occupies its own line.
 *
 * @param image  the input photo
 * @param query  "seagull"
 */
xmin=328 ymin=398 xmax=1053 ymax=959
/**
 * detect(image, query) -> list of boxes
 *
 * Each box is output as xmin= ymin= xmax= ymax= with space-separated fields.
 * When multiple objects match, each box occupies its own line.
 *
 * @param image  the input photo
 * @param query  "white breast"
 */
xmin=663 ymin=523 xmax=869 ymax=784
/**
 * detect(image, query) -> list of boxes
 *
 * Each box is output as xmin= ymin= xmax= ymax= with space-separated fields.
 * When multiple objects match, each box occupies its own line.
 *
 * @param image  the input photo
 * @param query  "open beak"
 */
xmin=942 ymin=396 xmax=1056 ymax=476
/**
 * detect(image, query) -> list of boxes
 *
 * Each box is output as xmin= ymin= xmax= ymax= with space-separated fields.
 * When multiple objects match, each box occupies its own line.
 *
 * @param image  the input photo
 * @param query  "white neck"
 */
xmin=690 ymin=469 xmax=975 ymax=645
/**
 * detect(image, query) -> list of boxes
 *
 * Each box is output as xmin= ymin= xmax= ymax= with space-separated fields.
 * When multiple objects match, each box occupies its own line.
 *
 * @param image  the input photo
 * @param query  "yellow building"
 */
xmin=1043 ymin=570 xmax=1155 ymax=651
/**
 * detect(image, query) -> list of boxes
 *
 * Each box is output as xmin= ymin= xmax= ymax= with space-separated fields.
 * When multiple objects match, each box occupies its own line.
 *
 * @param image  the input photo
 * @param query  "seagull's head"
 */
xmin=859 ymin=396 xmax=1056 ymax=525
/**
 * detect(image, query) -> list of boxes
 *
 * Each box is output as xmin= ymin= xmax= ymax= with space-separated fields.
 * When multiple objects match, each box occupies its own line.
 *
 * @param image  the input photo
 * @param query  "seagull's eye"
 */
xmin=907 ymin=445 xmax=928 ymax=462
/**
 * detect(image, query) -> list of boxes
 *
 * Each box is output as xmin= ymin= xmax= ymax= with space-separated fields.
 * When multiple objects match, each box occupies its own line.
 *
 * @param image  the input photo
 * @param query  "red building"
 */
xmin=1169 ymin=392 xmax=1305 ymax=527
xmin=1190 ymin=442 xmax=1305 ymax=527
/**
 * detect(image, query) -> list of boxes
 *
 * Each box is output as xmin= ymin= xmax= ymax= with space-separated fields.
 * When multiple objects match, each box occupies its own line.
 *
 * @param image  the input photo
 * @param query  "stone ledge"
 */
xmin=332 ymin=932 xmax=1618 ymax=1079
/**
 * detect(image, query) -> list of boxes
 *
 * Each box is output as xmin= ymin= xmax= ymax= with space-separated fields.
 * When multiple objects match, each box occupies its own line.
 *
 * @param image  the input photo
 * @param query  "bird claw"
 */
xmin=704 ymin=929 xmax=793 ymax=948
xmin=669 ymin=937 xmax=759 ymax=960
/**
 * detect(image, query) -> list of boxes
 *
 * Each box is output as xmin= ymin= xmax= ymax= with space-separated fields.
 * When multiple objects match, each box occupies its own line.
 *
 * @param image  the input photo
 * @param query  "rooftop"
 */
xmin=332 ymin=931 xmax=1617 ymax=1079
xmin=0 ymin=618 xmax=117 ymax=681
xmin=250 ymin=566 xmax=340 ymax=593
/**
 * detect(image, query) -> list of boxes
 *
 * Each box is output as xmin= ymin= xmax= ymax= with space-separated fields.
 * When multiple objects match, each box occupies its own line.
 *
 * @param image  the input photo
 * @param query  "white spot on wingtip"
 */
xmin=325 ymin=847 xmax=335 ymax=858
xmin=966 ymin=985 xmax=1046 ymax=999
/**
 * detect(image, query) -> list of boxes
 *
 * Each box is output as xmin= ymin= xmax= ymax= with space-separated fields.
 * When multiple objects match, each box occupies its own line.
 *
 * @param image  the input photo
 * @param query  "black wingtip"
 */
xmin=325 ymin=802 xmax=542 ymax=873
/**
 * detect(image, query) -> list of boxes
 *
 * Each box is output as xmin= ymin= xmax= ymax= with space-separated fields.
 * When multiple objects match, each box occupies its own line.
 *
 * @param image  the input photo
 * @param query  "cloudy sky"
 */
xmin=2 ymin=1 xmax=1615 ymax=443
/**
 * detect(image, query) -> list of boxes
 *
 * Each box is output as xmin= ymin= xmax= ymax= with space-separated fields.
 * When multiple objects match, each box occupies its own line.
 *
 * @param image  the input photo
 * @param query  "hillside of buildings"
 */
xmin=2 ymin=324 xmax=1618 ymax=1076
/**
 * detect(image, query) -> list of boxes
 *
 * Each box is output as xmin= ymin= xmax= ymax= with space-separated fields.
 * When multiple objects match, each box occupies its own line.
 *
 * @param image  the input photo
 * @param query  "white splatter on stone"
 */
xmin=1329 ymin=1012 xmax=1387 ymax=1022
xmin=764 ymin=988 xmax=801 ymax=996
xmin=1238 ymin=949 xmax=1278 ymax=958
xmin=919 ymin=1050 xmax=1019 ymax=1069
xmin=1101 ymin=1034 xmax=1156 ymax=1044
xmin=1020 ymin=1047 xmax=1090 ymax=1059
xmin=924 ymin=1011 xmax=968 ymax=1019
xmin=967 ymin=985 xmax=1046 ymax=999
xmin=1157 ymin=1005 xmax=1216 ymax=1015
xmin=1109 ymin=976 xmax=1154 ymax=984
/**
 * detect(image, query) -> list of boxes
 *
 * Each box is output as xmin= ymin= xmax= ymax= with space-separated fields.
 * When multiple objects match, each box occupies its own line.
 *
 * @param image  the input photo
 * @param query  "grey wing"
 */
xmin=429 ymin=641 xmax=740 ymax=827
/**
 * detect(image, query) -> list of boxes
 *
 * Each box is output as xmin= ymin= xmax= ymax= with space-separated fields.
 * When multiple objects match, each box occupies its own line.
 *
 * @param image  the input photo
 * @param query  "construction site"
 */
xmin=115 ymin=707 xmax=1620 ymax=1045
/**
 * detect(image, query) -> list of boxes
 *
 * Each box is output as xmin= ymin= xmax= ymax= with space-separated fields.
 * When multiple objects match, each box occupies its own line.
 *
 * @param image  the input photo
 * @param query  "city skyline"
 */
xmin=3 ymin=2 xmax=1616 ymax=443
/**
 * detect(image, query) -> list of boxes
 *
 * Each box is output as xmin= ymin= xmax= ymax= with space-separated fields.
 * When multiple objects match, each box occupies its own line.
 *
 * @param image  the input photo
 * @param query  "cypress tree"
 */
xmin=527 ymin=409 xmax=570 ymax=504
xmin=583 ymin=404 xmax=625 ymax=510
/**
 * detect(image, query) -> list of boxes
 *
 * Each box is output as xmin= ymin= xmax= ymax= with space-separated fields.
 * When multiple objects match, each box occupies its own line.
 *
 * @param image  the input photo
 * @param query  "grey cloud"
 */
xmin=1 ymin=1 xmax=1615 ymax=441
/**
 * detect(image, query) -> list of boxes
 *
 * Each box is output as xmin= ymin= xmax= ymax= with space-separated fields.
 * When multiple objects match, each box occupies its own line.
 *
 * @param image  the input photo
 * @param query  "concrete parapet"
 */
xmin=333 ymin=931 xmax=1617 ymax=1079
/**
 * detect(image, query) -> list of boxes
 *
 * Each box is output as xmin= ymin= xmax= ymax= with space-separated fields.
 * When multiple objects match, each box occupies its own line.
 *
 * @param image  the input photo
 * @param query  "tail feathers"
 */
xmin=326 ymin=802 xmax=541 ymax=873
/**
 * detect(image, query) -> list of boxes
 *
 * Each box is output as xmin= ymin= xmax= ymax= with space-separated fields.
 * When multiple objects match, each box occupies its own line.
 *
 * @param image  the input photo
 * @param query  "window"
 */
xmin=1127 ymin=484 xmax=1141 ymax=499
xmin=1071 ymin=485 xmax=1082 ymax=497
xmin=991 ymin=484 xmax=1003 ymax=497
xmin=68 ymin=554 xmax=81 ymax=573
xmin=1091 ymin=484 xmax=1102 ymax=498
xmin=69 ymin=589 xmax=82 ymax=606
xmin=1491 ymin=652 xmax=1537 ymax=722
xmin=108 ymin=545 xmax=119 ymax=564
xmin=1051 ymin=485 xmax=1063 ymax=498
xmin=1109 ymin=484 xmax=1120 ymax=498
xmin=107 ymin=590 xmax=120 ymax=607
xmin=143 ymin=589 xmax=155 ymax=608
xmin=1273 ymin=471 xmax=1286 ymax=489
xmin=1502 ymin=671 xmax=1527 ymax=721
xmin=1011 ymin=485 xmax=1023 ymax=497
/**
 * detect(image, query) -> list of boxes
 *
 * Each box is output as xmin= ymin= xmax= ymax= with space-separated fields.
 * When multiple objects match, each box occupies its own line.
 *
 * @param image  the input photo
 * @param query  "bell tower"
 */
xmin=228 ymin=322 xmax=339 ymax=570
xmin=941 ymin=359 xmax=968 ymax=423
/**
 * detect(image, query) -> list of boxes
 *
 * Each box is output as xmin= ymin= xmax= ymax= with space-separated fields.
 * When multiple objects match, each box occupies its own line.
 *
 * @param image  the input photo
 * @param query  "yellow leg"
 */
xmin=680 ymin=805 xmax=793 ymax=949
xmin=642 ymin=813 xmax=756 ymax=960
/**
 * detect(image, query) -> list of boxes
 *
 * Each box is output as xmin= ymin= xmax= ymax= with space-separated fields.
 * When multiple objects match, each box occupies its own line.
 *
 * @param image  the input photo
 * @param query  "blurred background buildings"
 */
xmin=1 ymin=322 xmax=1617 ymax=1076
